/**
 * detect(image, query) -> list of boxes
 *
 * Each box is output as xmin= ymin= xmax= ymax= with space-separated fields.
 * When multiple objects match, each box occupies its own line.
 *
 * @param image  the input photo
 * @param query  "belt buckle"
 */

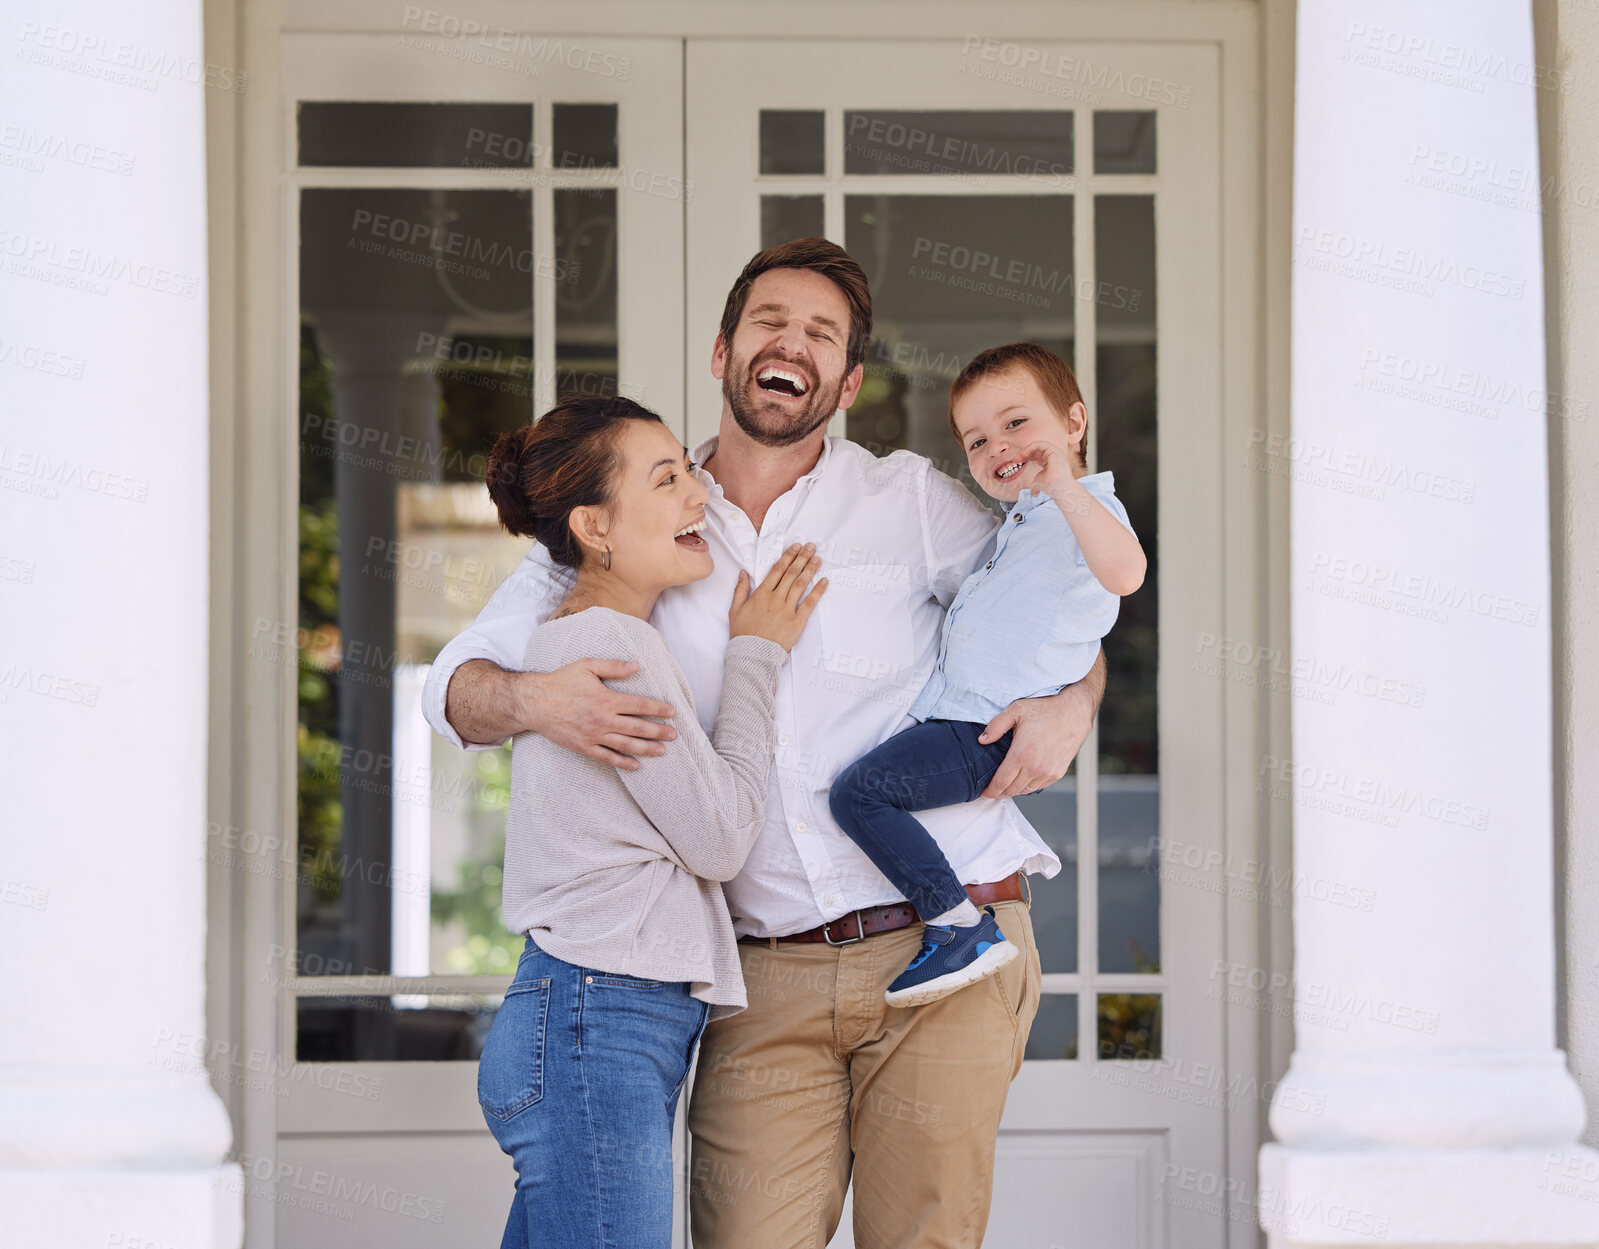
xmin=823 ymin=909 xmax=866 ymax=946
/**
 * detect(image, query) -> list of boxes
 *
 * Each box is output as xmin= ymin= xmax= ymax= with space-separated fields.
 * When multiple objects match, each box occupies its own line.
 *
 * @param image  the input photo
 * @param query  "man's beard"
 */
xmin=723 ymin=349 xmax=844 ymax=448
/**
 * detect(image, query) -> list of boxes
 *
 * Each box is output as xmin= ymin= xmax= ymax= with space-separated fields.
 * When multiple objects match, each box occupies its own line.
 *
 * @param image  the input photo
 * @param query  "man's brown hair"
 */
xmin=949 ymin=342 xmax=1088 ymax=467
xmin=718 ymin=237 xmax=873 ymax=373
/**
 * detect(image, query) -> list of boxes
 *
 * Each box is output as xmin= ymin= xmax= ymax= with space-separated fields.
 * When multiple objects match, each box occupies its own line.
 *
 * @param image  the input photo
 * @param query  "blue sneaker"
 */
xmin=884 ymin=907 xmax=1019 ymax=1007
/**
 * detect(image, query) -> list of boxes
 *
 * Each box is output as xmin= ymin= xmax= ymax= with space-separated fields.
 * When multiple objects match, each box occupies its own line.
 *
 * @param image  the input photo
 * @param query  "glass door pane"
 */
xmin=843 ymin=193 xmax=1075 ymax=485
xmin=290 ymin=92 xmax=641 ymax=1059
xmin=296 ymin=183 xmax=541 ymax=1058
xmin=1095 ymin=194 xmax=1160 ymax=984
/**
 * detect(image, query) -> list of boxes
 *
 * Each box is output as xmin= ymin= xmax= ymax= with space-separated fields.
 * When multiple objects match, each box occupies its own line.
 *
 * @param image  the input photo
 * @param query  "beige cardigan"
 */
xmin=502 ymin=606 xmax=785 ymax=1017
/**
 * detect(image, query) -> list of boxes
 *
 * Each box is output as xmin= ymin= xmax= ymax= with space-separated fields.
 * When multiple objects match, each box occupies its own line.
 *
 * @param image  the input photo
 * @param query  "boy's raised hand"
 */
xmin=1020 ymin=438 xmax=1075 ymax=496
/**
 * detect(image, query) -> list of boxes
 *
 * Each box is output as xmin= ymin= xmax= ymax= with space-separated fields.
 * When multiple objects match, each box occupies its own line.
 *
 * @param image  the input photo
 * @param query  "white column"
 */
xmin=0 ymin=2 xmax=241 ymax=1247
xmin=1261 ymin=3 xmax=1599 ymax=1246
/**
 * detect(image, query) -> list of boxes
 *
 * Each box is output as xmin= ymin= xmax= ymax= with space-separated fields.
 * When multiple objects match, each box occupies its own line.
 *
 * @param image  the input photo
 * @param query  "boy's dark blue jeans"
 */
xmin=828 ymin=717 xmax=1015 ymax=921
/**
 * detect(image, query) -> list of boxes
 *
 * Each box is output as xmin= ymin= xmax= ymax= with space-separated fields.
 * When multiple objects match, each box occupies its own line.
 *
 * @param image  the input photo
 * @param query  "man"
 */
xmin=423 ymin=238 xmax=1105 ymax=1248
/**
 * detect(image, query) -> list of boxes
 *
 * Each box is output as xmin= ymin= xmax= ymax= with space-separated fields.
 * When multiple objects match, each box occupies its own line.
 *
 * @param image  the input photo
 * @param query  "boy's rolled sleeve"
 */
xmin=420 ymin=545 xmax=572 ymax=750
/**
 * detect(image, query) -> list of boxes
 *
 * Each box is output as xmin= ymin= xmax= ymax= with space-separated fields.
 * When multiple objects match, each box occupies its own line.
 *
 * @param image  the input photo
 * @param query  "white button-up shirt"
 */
xmin=421 ymin=433 xmax=1062 ymax=938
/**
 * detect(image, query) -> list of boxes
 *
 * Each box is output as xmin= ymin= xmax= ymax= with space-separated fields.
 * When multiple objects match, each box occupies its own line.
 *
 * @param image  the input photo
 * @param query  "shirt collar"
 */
xmin=1005 ymin=470 xmax=1114 ymax=515
xmin=689 ymin=431 xmax=835 ymax=496
xmin=690 ymin=434 xmax=721 ymax=493
xmin=1005 ymin=486 xmax=1054 ymax=516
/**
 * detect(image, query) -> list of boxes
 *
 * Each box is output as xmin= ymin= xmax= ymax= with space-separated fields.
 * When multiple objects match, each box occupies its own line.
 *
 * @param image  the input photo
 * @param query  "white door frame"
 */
xmin=209 ymin=5 xmax=1280 ymax=1247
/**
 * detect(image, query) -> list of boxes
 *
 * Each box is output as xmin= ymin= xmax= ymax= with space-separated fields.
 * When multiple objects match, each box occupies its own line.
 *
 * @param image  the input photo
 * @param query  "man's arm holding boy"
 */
xmin=978 ymin=649 xmax=1106 ymax=799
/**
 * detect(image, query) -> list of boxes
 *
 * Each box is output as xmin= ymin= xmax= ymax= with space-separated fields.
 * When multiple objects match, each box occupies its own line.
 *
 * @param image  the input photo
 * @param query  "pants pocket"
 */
xmin=587 ymin=971 xmax=666 ymax=990
xmin=478 ymin=976 xmax=552 ymax=1123
xmin=989 ymin=903 xmax=1036 ymax=1023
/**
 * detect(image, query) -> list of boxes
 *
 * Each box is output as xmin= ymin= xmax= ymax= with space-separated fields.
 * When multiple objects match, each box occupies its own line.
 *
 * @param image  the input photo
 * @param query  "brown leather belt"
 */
xmin=739 ymin=874 xmax=1028 ymax=947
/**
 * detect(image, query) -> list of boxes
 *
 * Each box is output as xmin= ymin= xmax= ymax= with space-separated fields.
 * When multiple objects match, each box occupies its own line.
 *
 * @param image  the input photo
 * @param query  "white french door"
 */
xmin=259 ymin=33 xmax=685 ymax=1249
xmin=242 ymin=24 xmax=1249 ymax=1249
xmin=686 ymin=39 xmax=1229 ymax=1249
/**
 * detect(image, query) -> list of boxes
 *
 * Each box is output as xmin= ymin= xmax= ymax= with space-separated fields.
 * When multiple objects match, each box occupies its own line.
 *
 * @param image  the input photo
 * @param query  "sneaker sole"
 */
xmin=884 ymin=938 xmax=1020 ymax=1008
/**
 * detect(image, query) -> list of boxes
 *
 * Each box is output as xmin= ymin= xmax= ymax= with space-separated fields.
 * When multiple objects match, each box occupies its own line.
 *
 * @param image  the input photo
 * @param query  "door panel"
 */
xmin=268 ymin=32 xmax=686 ymax=1249
xmin=687 ymin=38 xmax=1226 ymax=1248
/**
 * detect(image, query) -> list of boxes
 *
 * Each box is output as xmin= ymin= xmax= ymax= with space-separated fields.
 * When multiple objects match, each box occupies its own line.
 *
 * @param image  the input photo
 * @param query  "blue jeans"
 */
xmin=477 ymin=938 xmax=711 ymax=1249
xmin=828 ymin=718 xmax=1015 ymax=921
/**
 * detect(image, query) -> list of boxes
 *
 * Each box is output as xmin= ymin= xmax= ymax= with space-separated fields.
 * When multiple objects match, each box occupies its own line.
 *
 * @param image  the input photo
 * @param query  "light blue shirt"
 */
xmin=908 ymin=472 xmax=1133 ymax=724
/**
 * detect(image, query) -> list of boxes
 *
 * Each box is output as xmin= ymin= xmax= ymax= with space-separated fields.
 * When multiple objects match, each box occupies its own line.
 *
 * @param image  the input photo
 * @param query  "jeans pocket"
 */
xmin=477 ymin=976 xmax=552 ymax=1123
xmin=669 ymin=1000 xmax=712 ymax=1106
xmin=587 ymin=971 xmax=666 ymax=990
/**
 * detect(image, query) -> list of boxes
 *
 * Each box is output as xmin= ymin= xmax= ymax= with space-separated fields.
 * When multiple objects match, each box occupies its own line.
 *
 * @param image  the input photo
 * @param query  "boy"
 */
xmin=829 ymin=342 xmax=1146 ymax=1006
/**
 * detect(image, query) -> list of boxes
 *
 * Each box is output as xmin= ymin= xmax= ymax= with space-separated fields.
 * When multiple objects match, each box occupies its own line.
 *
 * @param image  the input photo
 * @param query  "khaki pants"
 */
xmin=687 ymin=899 xmax=1041 ymax=1249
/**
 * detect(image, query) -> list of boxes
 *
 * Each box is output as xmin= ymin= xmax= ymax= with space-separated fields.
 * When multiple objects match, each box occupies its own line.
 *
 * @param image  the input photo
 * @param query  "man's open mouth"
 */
xmin=674 ymin=517 xmax=708 ymax=549
xmin=755 ymin=365 xmax=811 ymax=399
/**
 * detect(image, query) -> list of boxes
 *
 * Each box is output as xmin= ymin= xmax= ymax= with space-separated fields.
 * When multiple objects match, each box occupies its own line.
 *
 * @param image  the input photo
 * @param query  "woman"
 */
xmin=474 ymin=393 xmax=827 ymax=1249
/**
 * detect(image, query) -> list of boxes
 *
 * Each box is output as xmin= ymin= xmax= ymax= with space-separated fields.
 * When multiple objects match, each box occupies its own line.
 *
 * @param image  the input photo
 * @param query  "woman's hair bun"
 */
xmin=485 ymin=425 xmax=542 ymax=539
xmin=483 ymin=393 xmax=665 ymax=568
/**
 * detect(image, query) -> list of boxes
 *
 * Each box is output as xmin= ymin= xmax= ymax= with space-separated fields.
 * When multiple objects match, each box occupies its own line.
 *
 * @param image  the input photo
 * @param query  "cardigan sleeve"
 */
xmin=600 ymin=619 xmax=786 ymax=883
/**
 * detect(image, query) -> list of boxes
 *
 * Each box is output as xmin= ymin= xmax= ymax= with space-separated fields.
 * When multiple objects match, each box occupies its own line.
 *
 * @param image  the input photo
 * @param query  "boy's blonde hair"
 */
xmin=948 ymin=343 xmax=1089 ymax=468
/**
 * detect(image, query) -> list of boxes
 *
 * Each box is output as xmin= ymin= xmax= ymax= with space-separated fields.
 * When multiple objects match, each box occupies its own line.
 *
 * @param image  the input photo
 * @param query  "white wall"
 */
xmin=0 ymin=0 xmax=240 ymax=1244
xmin=1541 ymin=0 xmax=1599 ymax=1153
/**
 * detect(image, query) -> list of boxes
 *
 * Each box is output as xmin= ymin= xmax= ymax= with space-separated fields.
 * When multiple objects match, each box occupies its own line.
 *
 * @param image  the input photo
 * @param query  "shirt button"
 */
xmin=1014 ymin=512 xmax=1025 ymax=523
xmin=985 ymin=561 xmax=993 ymax=569
xmin=824 ymin=894 xmax=840 ymax=908
xmin=779 ymin=735 xmax=789 ymax=746
xmin=796 ymin=821 xmax=808 ymax=832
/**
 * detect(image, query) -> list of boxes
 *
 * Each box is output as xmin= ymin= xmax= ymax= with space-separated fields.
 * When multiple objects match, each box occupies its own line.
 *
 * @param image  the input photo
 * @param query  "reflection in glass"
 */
xmin=761 ymin=195 xmax=825 ymax=249
xmin=1092 ymin=111 xmax=1157 ymax=174
xmin=1024 ymin=995 xmax=1079 ymax=1061
xmin=297 ymin=994 xmax=504 ymax=1062
xmin=759 ymin=110 xmax=825 ymax=175
xmin=553 ymin=103 xmax=619 ymax=169
xmin=1098 ymin=780 xmax=1160 ymax=973
xmin=1014 ymin=778 xmax=1077 ymax=974
xmin=296 ymin=188 xmax=543 ymax=1050
xmin=843 ymin=194 xmax=1073 ymax=495
xmin=555 ymin=189 xmax=619 ymax=399
xmin=844 ymin=111 xmax=1072 ymax=178
xmin=297 ymin=102 xmax=534 ymax=169
xmin=1098 ymin=993 xmax=1161 ymax=1060
xmin=1095 ymin=194 xmax=1159 ymax=973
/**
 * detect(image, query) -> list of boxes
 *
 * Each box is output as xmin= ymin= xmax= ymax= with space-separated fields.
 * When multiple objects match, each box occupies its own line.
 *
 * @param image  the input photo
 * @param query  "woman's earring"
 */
xmin=601 ymin=546 xmax=612 ymax=572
